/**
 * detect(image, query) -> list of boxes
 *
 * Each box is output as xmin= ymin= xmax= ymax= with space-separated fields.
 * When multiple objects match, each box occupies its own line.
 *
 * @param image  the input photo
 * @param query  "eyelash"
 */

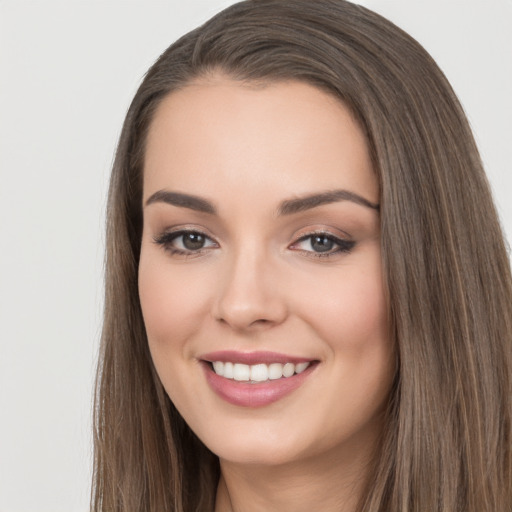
xmin=291 ymin=231 xmax=355 ymax=258
xmin=153 ymin=229 xmax=355 ymax=259
xmin=153 ymin=230 xmax=217 ymax=257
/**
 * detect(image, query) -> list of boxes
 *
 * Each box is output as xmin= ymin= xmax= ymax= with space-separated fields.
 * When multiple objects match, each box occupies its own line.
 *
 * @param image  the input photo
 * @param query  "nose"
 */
xmin=212 ymin=248 xmax=288 ymax=332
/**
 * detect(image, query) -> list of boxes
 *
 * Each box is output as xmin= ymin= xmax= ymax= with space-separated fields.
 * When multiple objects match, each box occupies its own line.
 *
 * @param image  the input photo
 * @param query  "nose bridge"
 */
xmin=213 ymin=238 xmax=286 ymax=330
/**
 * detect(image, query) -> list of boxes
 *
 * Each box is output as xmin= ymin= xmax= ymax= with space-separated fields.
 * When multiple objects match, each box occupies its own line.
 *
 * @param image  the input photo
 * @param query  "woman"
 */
xmin=92 ymin=1 xmax=512 ymax=510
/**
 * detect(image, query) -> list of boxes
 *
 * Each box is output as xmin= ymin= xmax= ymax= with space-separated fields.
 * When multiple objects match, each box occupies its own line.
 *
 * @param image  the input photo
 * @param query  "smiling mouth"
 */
xmin=201 ymin=354 xmax=319 ymax=407
xmin=209 ymin=361 xmax=311 ymax=383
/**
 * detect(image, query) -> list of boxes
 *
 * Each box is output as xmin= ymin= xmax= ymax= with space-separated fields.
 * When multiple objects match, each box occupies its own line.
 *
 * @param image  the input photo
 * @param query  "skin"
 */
xmin=139 ymin=76 xmax=396 ymax=512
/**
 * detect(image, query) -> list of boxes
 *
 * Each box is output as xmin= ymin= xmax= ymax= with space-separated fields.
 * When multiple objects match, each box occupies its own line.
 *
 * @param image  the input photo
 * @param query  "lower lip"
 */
xmin=202 ymin=362 xmax=316 ymax=407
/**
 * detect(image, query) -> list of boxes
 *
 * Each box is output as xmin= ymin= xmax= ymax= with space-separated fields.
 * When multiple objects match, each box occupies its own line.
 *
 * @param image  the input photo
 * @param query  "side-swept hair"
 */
xmin=92 ymin=1 xmax=512 ymax=510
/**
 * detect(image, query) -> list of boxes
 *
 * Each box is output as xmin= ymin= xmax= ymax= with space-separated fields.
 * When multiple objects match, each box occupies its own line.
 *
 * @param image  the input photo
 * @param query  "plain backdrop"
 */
xmin=0 ymin=1 xmax=510 ymax=511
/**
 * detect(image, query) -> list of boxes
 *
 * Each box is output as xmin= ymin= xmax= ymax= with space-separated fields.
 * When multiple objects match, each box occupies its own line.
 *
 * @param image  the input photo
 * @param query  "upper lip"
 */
xmin=200 ymin=350 xmax=315 ymax=365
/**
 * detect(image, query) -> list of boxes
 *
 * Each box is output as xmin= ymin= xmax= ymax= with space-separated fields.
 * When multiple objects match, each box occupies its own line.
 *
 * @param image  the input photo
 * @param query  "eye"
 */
xmin=153 ymin=229 xmax=218 ymax=255
xmin=290 ymin=232 xmax=355 ymax=257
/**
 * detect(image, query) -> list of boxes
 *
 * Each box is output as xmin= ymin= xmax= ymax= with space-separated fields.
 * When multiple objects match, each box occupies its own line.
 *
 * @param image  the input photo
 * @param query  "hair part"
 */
xmin=92 ymin=1 xmax=512 ymax=510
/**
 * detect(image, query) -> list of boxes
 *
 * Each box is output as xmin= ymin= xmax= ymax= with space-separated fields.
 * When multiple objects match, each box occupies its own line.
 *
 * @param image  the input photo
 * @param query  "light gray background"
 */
xmin=0 ymin=1 xmax=510 ymax=511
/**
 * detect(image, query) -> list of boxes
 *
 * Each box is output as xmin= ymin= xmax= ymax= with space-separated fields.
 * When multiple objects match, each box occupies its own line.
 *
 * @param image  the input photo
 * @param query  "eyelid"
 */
xmin=152 ymin=224 xmax=354 ymax=258
xmin=153 ymin=226 xmax=219 ymax=256
xmin=288 ymin=228 xmax=355 ymax=257
xmin=153 ymin=224 xmax=217 ymax=241
xmin=290 ymin=224 xmax=352 ymax=243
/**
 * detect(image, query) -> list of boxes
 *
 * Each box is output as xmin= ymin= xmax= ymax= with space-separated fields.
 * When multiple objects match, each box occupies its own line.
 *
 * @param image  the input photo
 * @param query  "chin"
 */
xmin=212 ymin=439 xmax=307 ymax=467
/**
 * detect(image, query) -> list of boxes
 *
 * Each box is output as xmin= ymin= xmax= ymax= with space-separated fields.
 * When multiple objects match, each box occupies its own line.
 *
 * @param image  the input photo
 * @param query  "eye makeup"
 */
xmin=153 ymin=226 xmax=356 ymax=261
xmin=289 ymin=231 xmax=356 ymax=258
xmin=153 ymin=228 xmax=219 ymax=257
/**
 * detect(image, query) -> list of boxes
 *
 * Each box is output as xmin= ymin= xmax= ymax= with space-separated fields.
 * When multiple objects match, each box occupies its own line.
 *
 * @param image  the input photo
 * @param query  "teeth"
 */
xmin=283 ymin=362 xmax=295 ymax=377
xmin=250 ymin=364 xmax=268 ymax=382
xmin=212 ymin=361 xmax=224 ymax=374
xmin=223 ymin=362 xmax=234 ymax=379
xmin=295 ymin=362 xmax=309 ymax=374
xmin=211 ymin=361 xmax=311 ymax=381
xmin=233 ymin=363 xmax=250 ymax=381
xmin=268 ymin=363 xmax=283 ymax=380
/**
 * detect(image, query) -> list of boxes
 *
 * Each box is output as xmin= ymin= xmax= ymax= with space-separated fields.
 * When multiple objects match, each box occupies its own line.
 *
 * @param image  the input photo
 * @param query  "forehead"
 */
xmin=143 ymin=77 xmax=377 ymax=207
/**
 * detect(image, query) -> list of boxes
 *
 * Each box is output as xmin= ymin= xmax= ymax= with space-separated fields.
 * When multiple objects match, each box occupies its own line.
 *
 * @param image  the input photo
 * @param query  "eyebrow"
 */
xmin=145 ymin=190 xmax=217 ymax=214
xmin=278 ymin=190 xmax=380 ymax=215
xmin=144 ymin=188 xmax=379 ymax=216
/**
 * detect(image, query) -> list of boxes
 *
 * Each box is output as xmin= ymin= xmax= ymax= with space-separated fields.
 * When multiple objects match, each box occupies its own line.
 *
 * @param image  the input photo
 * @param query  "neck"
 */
xmin=214 ymin=441 xmax=377 ymax=512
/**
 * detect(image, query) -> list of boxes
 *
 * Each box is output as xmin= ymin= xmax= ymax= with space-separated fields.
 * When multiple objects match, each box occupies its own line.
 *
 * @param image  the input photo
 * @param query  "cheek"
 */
xmin=138 ymin=251 xmax=225 ymax=422
xmin=290 ymin=263 xmax=393 ymax=442
xmin=291 ymin=261 xmax=388 ymax=352
xmin=138 ymin=252 xmax=213 ymax=353
xmin=290 ymin=256 xmax=393 ymax=404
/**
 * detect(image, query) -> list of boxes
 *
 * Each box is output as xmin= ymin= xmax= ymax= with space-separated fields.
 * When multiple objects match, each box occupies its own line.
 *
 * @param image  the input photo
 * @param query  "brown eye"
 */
xmin=310 ymin=235 xmax=335 ymax=253
xmin=153 ymin=229 xmax=218 ymax=255
xmin=182 ymin=232 xmax=206 ymax=250
xmin=291 ymin=232 xmax=355 ymax=257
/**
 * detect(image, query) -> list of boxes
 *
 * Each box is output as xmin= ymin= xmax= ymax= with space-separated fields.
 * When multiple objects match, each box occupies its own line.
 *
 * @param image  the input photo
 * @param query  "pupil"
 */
xmin=311 ymin=235 xmax=334 ymax=252
xmin=183 ymin=233 xmax=205 ymax=250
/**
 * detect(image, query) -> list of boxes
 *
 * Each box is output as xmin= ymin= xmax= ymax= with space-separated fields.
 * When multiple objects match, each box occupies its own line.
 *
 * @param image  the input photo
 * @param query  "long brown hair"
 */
xmin=92 ymin=1 xmax=512 ymax=510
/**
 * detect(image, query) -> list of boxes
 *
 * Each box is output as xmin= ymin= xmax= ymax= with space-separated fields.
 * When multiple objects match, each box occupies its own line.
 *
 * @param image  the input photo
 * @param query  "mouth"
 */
xmin=200 ymin=351 xmax=319 ymax=407
xmin=209 ymin=360 xmax=311 ymax=382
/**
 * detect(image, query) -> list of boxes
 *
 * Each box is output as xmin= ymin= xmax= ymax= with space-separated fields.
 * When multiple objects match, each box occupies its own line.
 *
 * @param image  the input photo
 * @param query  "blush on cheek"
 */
xmin=138 ymin=257 xmax=214 ymax=353
xmin=302 ymin=276 xmax=387 ymax=350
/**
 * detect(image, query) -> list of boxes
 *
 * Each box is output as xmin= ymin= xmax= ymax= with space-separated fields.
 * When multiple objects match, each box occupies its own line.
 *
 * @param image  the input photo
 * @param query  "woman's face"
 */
xmin=139 ymin=77 xmax=395 ymax=467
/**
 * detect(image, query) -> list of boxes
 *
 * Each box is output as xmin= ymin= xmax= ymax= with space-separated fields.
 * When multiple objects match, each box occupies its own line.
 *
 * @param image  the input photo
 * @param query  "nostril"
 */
xmin=212 ymin=281 xmax=288 ymax=330
xmin=251 ymin=318 xmax=271 ymax=325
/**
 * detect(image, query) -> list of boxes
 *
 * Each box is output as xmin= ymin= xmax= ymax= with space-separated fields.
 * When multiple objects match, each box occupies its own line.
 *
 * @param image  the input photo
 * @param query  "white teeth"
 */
xmin=212 ymin=361 xmax=224 ymax=374
xmin=295 ymin=362 xmax=309 ymax=374
xmin=233 ymin=363 xmax=250 ymax=381
xmin=250 ymin=364 xmax=269 ymax=382
xmin=268 ymin=363 xmax=283 ymax=380
xmin=223 ymin=362 xmax=234 ymax=379
xmin=211 ymin=361 xmax=311 ymax=381
xmin=282 ymin=362 xmax=295 ymax=377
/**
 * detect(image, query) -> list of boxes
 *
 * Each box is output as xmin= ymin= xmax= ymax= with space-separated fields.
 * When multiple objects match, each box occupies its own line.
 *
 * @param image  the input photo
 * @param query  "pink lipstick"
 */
xmin=200 ymin=351 xmax=318 ymax=407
